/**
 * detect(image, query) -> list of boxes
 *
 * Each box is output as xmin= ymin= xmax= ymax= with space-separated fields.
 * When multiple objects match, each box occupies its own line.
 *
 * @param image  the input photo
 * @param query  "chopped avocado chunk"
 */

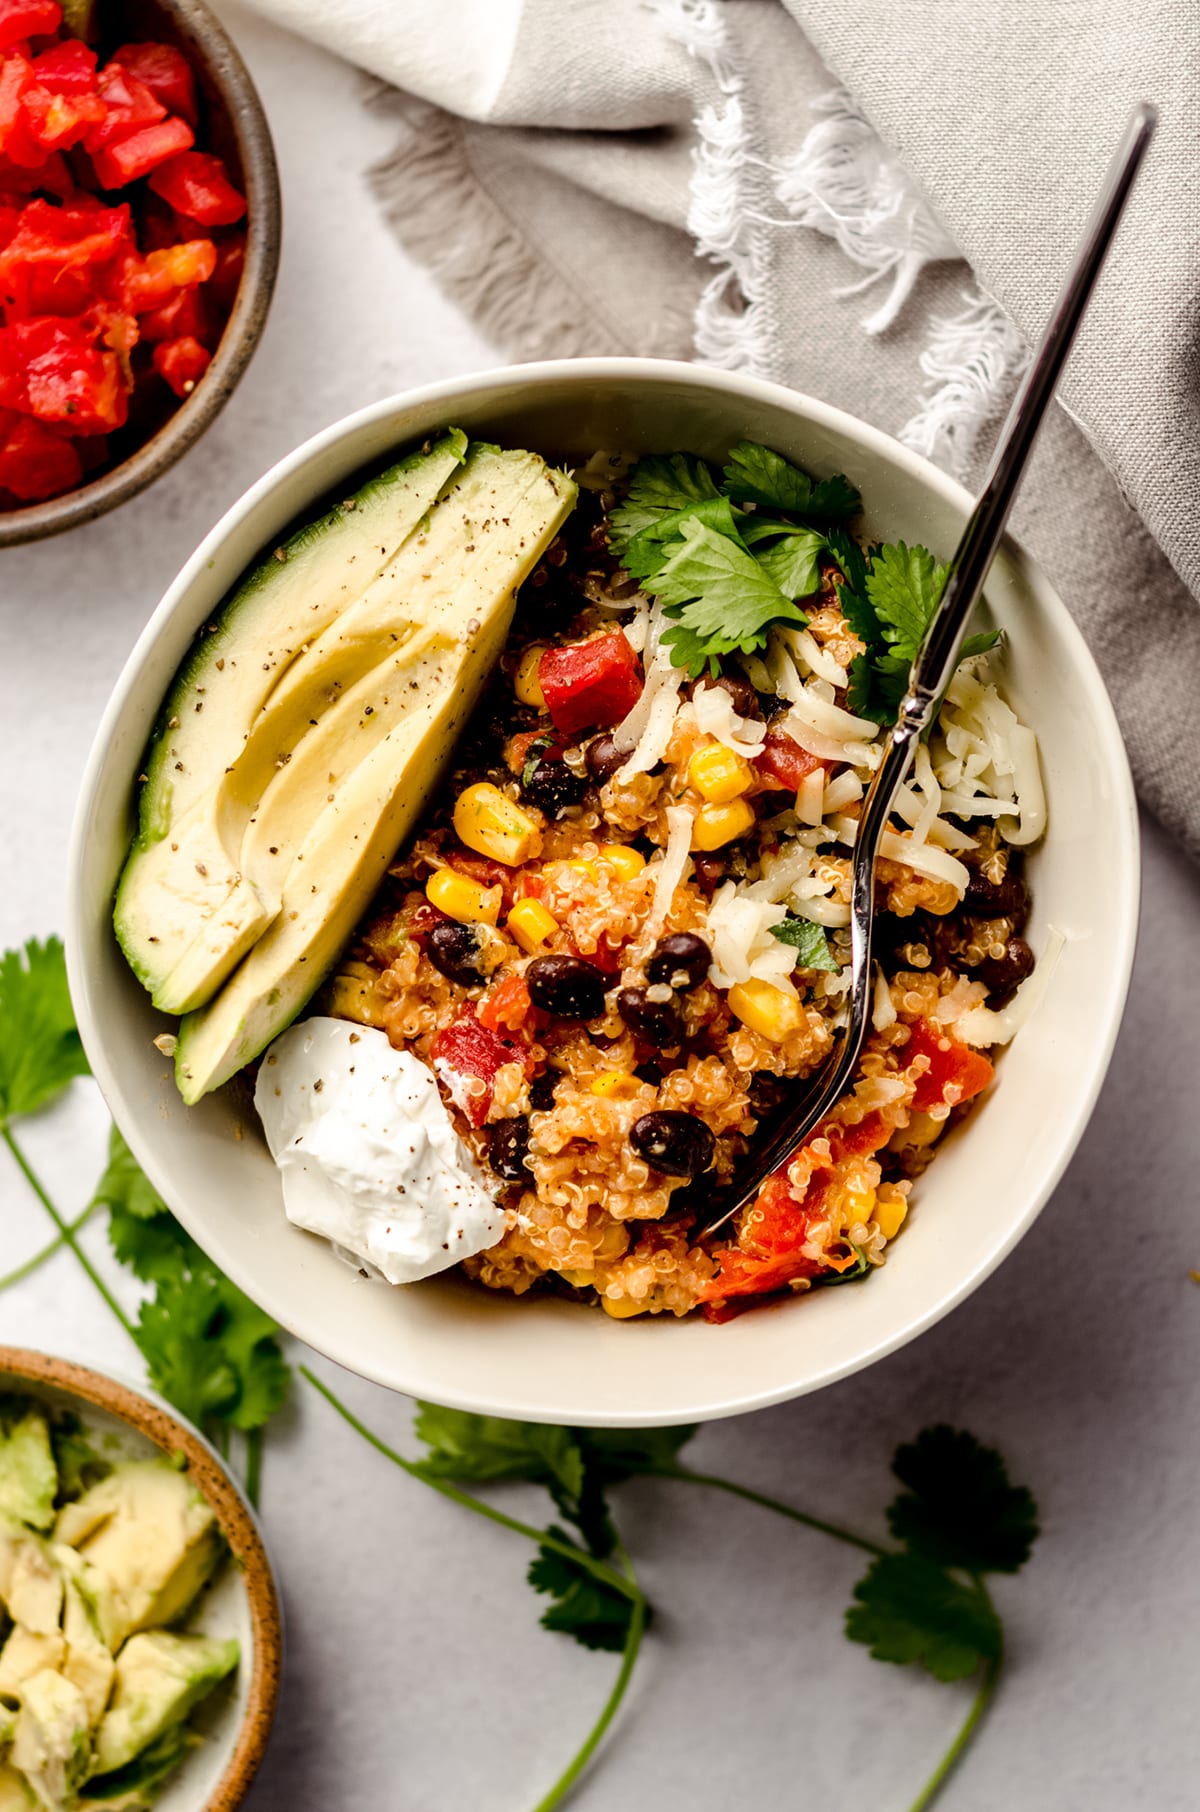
xmin=0 ymin=1764 xmax=35 ymax=1812
xmin=173 ymin=445 xmax=577 ymax=1100
xmin=0 ymin=1522 xmax=63 ymax=1635
xmin=58 ymin=1564 xmax=115 ymax=1728
xmin=54 ymin=1463 xmax=221 ymax=1650
xmin=0 ymin=1625 xmax=66 ymax=1696
xmin=79 ymin=1723 xmax=192 ymax=1809
xmin=11 ymin=1669 xmax=91 ymax=1811
xmin=0 ymin=1408 xmax=56 ymax=1532
xmin=115 ymin=429 xmax=470 ymax=1011
xmin=92 ymin=1633 xmax=237 ymax=1776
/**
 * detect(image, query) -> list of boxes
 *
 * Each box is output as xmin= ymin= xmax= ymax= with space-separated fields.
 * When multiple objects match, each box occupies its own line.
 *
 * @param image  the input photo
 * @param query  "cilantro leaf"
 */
xmin=413 ymin=1403 xmax=585 ymax=1499
xmin=607 ymin=453 xmax=719 ymax=555
xmin=621 ymin=495 xmax=742 ymax=580
xmin=846 ymin=1552 xmax=1002 ymax=1682
xmin=769 ymin=916 xmax=839 ymax=973
xmin=722 ymin=441 xmax=861 ymax=522
xmin=0 ymin=937 xmax=88 ymax=1125
xmin=134 ymin=1270 xmax=242 ymax=1428
xmin=528 ymin=1531 xmax=636 ymax=1652
xmin=824 ymin=527 xmax=879 ymax=648
xmin=865 ymin=541 xmax=949 ymax=657
xmin=649 ymin=519 xmax=807 ymax=676
xmin=92 ymin=1124 xmax=167 ymax=1223
xmin=886 ymin=1426 xmax=1039 ymax=1576
xmin=576 ymin=1425 xmax=697 ymax=1482
xmin=740 ymin=519 xmax=827 ymax=600
xmin=959 ymin=629 xmax=1002 ymax=662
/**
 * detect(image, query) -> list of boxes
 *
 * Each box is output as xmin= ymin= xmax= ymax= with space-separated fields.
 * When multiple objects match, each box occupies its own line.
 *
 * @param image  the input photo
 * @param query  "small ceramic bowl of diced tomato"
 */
xmin=0 ymin=0 xmax=280 ymax=544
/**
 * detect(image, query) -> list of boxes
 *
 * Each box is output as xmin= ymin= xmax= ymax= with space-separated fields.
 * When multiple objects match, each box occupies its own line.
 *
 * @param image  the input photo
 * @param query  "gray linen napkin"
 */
xmin=248 ymin=0 xmax=1200 ymax=859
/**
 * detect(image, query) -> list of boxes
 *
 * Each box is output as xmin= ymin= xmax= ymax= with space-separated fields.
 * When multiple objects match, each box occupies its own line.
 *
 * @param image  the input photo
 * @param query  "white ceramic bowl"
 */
xmin=66 ymin=360 xmax=1139 ymax=1427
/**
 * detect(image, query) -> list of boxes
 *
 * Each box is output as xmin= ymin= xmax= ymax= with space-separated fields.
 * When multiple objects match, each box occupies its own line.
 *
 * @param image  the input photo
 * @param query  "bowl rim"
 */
xmin=0 ymin=0 xmax=281 ymax=550
xmin=0 ymin=1343 xmax=282 ymax=1808
xmin=64 ymin=356 xmax=1142 ymax=1422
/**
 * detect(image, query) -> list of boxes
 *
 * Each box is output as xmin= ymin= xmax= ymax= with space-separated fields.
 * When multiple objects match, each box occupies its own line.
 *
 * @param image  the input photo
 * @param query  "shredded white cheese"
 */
xmin=646 ymin=803 xmax=695 ymax=935
xmin=706 ymin=882 xmax=797 ymax=994
xmin=692 ymin=681 xmax=766 ymax=756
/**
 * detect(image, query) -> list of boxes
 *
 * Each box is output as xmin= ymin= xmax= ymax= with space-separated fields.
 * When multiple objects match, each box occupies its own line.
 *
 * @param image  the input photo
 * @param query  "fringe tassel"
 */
xmin=367 ymin=91 xmax=625 ymax=362
xmin=898 ymin=290 xmax=1029 ymax=476
xmin=773 ymin=88 xmax=959 ymax=335
xmin=649 ymin=0 xmax=775 ymax=378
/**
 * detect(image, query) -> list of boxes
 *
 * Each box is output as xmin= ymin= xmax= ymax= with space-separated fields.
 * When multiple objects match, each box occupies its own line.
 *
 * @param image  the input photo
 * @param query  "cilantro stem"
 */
xmin=653 ymin=1465 xmax=887 ymax=1558
xmin=301 ymin=1367 xmax=641 ymax=1605
xmin=529 ymin=1586 xmax=645 ymax=1812
xmin=906 ymin=1584 xmax=1002 ymax=1812
xmin=244 ymin=1427 xmax=263 ymax=1510
xmin=0 ymin=1203 xmax=95 ymax=1292
xmin=1 ymin=1125 xmax=133 ymax=1337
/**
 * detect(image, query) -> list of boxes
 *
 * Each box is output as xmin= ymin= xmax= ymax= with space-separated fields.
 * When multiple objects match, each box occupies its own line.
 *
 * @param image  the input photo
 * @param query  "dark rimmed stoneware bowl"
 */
xmin=0 ymin=0 xmax=281 ymax=548
xmin=0 ymin=1344 xmax=283 ymax=1809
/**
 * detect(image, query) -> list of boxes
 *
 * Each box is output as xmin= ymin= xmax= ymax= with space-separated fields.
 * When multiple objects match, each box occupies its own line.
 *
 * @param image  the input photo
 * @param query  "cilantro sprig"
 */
xmin=843 ymin=541 xmax=1001 ymax=723
xmin=770 ymin=915 xmax=839 ymax=973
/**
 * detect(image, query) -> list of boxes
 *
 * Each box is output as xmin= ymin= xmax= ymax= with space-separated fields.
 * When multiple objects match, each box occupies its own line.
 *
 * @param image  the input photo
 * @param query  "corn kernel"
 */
xmin=727 ymin=977 xmax=803 ymax=1043
xmin=507 ymin=897 xmax=558 ymax=953
xmin=843 ymin=1187 xmax=877 ymax=1226
xmin=691 ymin=796 xmax=757 ymax=851
xmin=688 ymin=742 xmax=755 ymax=804
xmin=602 ymin=1294 xmax=649 ymax=1319
xmin=589 ymin=1071 xmax=641 ymax=1099
xmin=453 ymin=783 xmax=543 ymax=867
xmin=514 ymin=645 xmax=547 ymax=707
xmin=875 ymin=1195 xmax=908 ymax=1241
xmin=425 ymin=867 xmax=501 ymax=926
xmin=560 ymin=1269 xmax=595 ymax=1289
xmin=596 ymin=842 xmax=645 ymax=881
xmin=890 ymin=1109 xmax=944 ymax=1152
xmin=566 ymin=859 xmax=598 ymax=880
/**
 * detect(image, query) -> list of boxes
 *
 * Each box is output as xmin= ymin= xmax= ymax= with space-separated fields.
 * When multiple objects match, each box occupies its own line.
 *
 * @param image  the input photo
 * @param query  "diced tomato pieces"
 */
xmin=0 ymin=200 xmax=131 ymax=317
xmin=31 ymin=39 xmax=97 ymax=94
xmin=0 ymin=0 xmax=61 ymax=53
xmin=431 ymin=1014 xmax=526 ymax=1127
xmin=0 ymin=405 xmax=80 ymax=499
xmin=152 ymin=331 xmax=208 ymax=396
xmin=0 ymin=315 xmax=127 ymax=431
xmin=111 ymin=42 xmax=197 ymax=126
xmin=19 ymin=82 xmax=105 ymax=152
xmin=112 ymin=236 xmax=215 ymax=312
xmin=823 ymin=1109 xmax=891 ymax=1162
xmin=206 ymin=228 xmax=243 ymax=305
xmin=905 ymin=1019 xmax=994 ymax=1114
xmin=539 ymin=632 xmax=643 ymax=740
xmin=83 ymin=63 xmax=164 ymax=153
xmin=91 ymin=114 xmax=193 ymax=189
xmin=755 ymin=728 xmax=827 ymax=792
xmin=138 ymin=281 xmax=208 ymax=344
xmin=0 ymin=53 xmax=41 ymax=168
xmin=149 ymin=148 xmax=245 ymax=226
xmin=698 ymin=1173 xmax=827 ymax=1311
xmin=478 ymin=973 xmax=532 ymax=1035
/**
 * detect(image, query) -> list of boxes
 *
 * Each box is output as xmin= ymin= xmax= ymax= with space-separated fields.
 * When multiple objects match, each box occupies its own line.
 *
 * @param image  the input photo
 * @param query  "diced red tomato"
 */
xmin=445 ymin=845 xmax=519 ymax=911
xmin=0 ymin=404 xmax=79 ymax=498
xmin=539 ymin=632 xmax=643 ymax=740
xmin=755 ymin=728 xmax=827 ymax=792
xmin=206 ymin=228 xmax=243 ymax=306
xmin=152 ymin=331 xmax=208 ymax=396
xmin=0 ymin=53 xmax=40 ymax=168
xmin=0 ymin=200 xmax=131 ymax=312
xmin=823 ymin=1109 xmax=891 ymax=1162
xmin=699 ymin=1173 xmax=827 ymax=1312
xmin=148 ymin=148 xmax=245 ymax=226
xmin=478 ymin=973 xmax=532 ymax=1035
xmin=0 ymin=315 xmax=127 ymax=431
xmin=83 ymin=62 xmax=164 ymax=153
xmin=0 ymin=0 xmax=61 ymax=53
xmin=138 ymin=281 xmax=208 ymax=344
xmin=905 ymin=1018 xmax=994 ymax=1114
xmin=431 ymin=1014 xmax=527 ymax=1127
xmin=31 ymin=39 xmax=97 ymax=94
xmin=20 ymin=81 xmax=104 ymax=151
xmin=113 ymin=237 xmax=215 ymax=312
xmin=110 ymin=42 xmax=197 ymax=126
xmin=91 ymin=113 xmax=193 ymax=189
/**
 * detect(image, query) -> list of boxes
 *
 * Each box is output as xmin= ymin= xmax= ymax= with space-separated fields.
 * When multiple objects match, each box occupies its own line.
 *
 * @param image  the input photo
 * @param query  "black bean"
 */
xmin=585 ymin=733 xmax=628 ymax=784
xmin=696 ymin=674 xmax=760 ymax=720
xmin=963 ymin=864 xmax=1029 ymax=924
xmin=488 ymin=1116 xmax=531 ymax=1182
xmin=646 ymin=932 xmax=711 ymax=992
xmin=692 ymin=853 xmax=726 ymax=898
xmin=526 ymin=954 xmax=606 ymax=1019
xmin=520 ymin=754 xmax=586 ymax=817
xmin=616 ymin=985 xmax=683 ymax=1047
xmin=978 ymin=935 xmax=1035 ymax=1007
xmin=758 ymin=692 xmax=790 ymax=722
xmin=630 ymin=1111 xmax=716 ymax=1179
xmin=427 ymin=921 xmax=487 ymax=986
xmin=529 ymin=1070 xmax=558 ymax=1111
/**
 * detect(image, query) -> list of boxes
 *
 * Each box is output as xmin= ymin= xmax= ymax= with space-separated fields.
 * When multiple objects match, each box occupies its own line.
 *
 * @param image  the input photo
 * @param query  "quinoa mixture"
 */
xmin=324 ymin=466 xmax=1044 ymax=1322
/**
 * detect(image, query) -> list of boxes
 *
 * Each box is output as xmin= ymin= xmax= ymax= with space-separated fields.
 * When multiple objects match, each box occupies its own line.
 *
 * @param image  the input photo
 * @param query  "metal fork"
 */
xmin=698 ymin=102 xmax=1157 ymax=1238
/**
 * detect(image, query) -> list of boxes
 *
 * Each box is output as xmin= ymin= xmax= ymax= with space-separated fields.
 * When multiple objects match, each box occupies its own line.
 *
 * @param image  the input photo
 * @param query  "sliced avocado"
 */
xmin=0 ymin=1626 xmax=66 ymax=1697
xmin=114 ymin=428 xmax=469 ymax=1009
xmin=91 ymin=1633 xmax=237 ymax=1776
xmin=0 ymin=1409 xmax=56 ymax=1533
xmin=0 ymin=1765 xmax=35 ymax=1812
xmin=0 ymin=1522 xmax=63 ymax=1635
xmin=78 ymin=1724 xmax=193 ymax=1810
xmin=174 ymin=451 xmax=577 ymax=1100
xmin=53 ymin=1464 xmax=220 ymax=1651
xmin=11 ymin=1669 xmax=91 ymax=1812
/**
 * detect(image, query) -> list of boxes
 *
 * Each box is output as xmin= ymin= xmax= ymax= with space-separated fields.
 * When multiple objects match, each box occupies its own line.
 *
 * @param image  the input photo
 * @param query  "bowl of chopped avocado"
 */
xmin=0 ymin=1347 xmax=280 ymax=1811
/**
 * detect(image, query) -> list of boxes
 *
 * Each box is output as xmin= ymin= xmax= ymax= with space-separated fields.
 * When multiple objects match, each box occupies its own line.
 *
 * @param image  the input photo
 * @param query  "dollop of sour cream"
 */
xmin=254 ymin=1017 xmax=504 ymax=1285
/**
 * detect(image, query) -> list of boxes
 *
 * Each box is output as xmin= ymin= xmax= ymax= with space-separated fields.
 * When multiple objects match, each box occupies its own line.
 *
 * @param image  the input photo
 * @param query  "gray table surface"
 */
xmin=2 ymin=8 xmax=1198 ymax=1809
